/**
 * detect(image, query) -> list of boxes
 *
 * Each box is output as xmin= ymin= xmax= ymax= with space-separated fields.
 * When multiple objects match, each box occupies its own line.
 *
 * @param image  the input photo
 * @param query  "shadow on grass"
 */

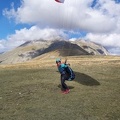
xmin=74 ymin=72 xmax=100 ymax=86
xmin=58 ymin=84 xmax=74 ymax=89
xmin=57 ymin=71 xmax=100 ymax=89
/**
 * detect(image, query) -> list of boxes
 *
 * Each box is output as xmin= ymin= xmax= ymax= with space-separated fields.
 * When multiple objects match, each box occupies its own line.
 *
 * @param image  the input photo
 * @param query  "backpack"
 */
xmin=65 ymin=65 xmax=75 ymax=81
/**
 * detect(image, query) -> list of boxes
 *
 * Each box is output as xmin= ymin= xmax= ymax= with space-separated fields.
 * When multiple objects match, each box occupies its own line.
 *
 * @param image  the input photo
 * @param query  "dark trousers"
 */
xmin=61 ymin=74 xmax=69 ymax=91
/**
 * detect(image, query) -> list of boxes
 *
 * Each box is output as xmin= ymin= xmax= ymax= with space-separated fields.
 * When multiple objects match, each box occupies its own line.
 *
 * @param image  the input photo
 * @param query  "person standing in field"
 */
xmin=56 ymin=58 xmax=75 ymax=94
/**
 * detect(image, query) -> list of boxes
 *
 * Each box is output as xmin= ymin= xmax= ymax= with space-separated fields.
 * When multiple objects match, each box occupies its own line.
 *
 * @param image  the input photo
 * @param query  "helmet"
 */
xmin=56 ymin=58 xmax=61 ymax=63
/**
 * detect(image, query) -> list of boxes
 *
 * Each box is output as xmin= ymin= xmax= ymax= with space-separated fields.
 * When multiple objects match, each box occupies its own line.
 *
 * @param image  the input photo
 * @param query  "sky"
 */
xmin=0 ymin=0 xmax=120 ymax=55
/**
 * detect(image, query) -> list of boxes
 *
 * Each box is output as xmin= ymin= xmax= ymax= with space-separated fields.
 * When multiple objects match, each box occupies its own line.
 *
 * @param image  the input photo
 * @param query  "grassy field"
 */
xmin=0 ymin=56 xmax=120 ymax=120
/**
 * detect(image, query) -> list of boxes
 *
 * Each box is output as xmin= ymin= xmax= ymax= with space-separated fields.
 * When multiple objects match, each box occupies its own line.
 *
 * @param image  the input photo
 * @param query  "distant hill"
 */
xmin=0 ymin=52 xmax=4 ymax=54
xmin=0 ymin=39 xmax=109 ymax=64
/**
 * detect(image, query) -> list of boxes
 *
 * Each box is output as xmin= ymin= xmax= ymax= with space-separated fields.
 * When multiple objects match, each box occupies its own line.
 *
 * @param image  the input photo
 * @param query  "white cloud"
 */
xmin=85 ymin=33 xmax=120 ymax=54
xmin=8 ymin=26 xmax=67 ymax=41
xmin=1 ymin=0 xmax=120 ymax=55
xmin=85 ymin=33 xmax=120 ymax=47
xmin=0 ymin=26 xmax=67 ymax=52
xmin=107 ymin=47 xmax=120 ymax=55
xmin=0 ymin=41 xmax=5 ymax=52
xmin=4 ymin=0 xmax=120 ymax=33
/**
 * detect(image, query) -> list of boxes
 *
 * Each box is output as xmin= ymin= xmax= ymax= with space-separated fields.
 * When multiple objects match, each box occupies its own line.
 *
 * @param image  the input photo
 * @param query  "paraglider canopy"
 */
xmin=55 ymin=0 xmax=65 ymax=3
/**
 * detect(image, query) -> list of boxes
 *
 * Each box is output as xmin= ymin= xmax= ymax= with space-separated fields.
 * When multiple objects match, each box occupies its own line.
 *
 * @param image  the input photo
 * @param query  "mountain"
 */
xmin=72 ymin=40 xmax=109 ymax=55
xmin=0 ymin=39 xmax=109 ymax=64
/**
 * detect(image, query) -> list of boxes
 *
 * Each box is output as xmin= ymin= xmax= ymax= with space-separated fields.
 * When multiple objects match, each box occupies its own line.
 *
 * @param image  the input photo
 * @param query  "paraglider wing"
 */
xmin=55 ymin=0 xmax=65 ymax=3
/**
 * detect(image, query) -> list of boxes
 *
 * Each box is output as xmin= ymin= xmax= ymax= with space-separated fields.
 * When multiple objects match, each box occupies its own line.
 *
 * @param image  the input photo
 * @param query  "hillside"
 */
xmin=0 ymin=56 xmax=120 ymax=120
xmin=0 ymin=39 xmax=109 ymax=64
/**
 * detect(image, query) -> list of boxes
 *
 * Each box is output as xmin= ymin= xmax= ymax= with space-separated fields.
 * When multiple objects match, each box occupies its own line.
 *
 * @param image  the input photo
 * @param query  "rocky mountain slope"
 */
xmin=0 ymin=39 xmax=109 ymax=64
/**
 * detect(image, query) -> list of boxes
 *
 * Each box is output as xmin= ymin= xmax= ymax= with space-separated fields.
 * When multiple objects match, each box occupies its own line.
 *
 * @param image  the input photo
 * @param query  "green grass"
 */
xmin=0 ymin=56 xmax=120 ymax=120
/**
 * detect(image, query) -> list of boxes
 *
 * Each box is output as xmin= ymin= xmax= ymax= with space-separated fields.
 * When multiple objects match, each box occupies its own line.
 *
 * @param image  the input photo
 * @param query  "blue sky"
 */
xmin=0 ymin=0 xmax=31 ymax=39
xmin=0 ymin=0 xmax=20 ymax=39
xmin=0 ymin=0 xmax=120 ymax=55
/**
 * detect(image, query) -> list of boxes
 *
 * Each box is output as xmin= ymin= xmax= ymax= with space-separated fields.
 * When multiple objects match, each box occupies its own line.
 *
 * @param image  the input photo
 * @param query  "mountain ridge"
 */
xmin=0 ymin=39 xmax=109 ymax=64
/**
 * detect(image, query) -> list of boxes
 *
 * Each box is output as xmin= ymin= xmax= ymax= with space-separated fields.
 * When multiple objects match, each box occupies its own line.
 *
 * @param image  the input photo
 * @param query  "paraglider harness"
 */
xmin=56 ymin=58 xmax=75 ymax=81
xmin=65 ymin=64 xmax=75 ymax=81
